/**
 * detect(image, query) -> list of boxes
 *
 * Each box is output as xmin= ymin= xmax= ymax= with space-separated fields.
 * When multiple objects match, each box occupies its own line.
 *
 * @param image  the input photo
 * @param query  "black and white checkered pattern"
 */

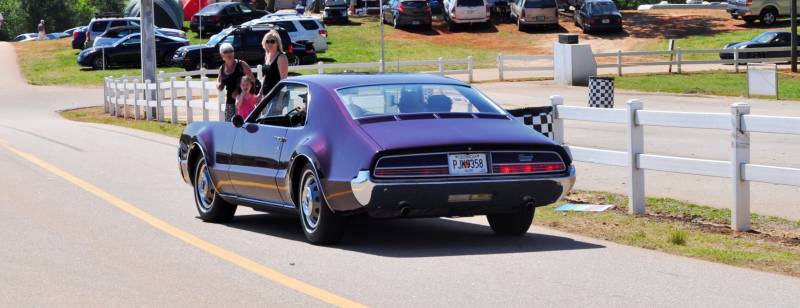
xmin=507 ymin=106 xmax=553 ymax=140
xmin=588 ymin=77 xmax=614 ymax=108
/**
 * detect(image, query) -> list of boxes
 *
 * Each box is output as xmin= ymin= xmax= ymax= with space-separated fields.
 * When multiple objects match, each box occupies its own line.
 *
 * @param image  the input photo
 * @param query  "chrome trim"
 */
xmin=349 ymin=166 xmax=576 ymax=207
xmin=373 ymin=150 xmax=565 ymax=179
xmin=350 ymin=170 xmax=375 ymax=206
xmin=219 ymin=193 xmax=295 ymax=209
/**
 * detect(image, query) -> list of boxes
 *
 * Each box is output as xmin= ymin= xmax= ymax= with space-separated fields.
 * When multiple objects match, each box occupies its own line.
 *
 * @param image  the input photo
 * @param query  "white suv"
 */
xmin=245 ymin=15 xmax=329 ymax=53
xmin=443 ymin=0 xmax=491 ymax=30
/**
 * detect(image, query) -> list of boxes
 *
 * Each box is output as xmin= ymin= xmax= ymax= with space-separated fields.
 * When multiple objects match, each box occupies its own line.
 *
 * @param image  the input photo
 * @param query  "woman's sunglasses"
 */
xmin=265 ymin=39 xmax=277 ymax=45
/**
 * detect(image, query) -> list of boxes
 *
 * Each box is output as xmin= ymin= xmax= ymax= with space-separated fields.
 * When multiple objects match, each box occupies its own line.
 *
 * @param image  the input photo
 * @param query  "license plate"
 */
xmin=535 ymin=16 xmax=545 ymax=21
xmin=412 ymin=20 xmax=420 ymax=25
xmin=602 ymin=18 xmax=610 ymax=23
xmin=467 ymin=9 xmax=475 ymax=14
xmin=448 ymin=153 xmax=488 ymax=175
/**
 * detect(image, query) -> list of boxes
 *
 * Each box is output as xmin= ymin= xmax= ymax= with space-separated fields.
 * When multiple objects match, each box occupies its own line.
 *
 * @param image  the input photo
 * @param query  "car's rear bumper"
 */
xmin=451 ymin=17 xmax=490 ymax=24
xmin=398 ymin=15 xmax=432 ymax=26
xmin=519 ymin=17 xmax=559 ymax=25
xmin=728 ymin=5 xmax=751 ymax=17
xmin=348 ymin=166 xmax=576 ymax=218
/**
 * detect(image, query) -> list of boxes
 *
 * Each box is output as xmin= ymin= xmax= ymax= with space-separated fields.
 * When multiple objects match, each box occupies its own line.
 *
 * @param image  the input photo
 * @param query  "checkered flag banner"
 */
xmin=588 ymin=76 xmax=614 ymax=108
xmin=507 ymin=106 xmax=554 ymax=140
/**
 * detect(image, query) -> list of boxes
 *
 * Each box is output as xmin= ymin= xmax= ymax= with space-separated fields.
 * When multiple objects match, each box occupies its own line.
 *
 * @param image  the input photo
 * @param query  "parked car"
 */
xmin=727 ymin=0 xmax=786 ymax=26
xmin=443 ymin=0 xmax=491 ymax=30
xmin=47 ymin=32 xmax=70 ymax=39
xmin=77 ymin=33 xmax=189 ymax=70
xmin=510 ymin=0 xmax=559 ymax=30
xmin=14 ymin=33 xmax=37 ymax=42
xmin=720 ymin=30 xmax=796 ymax=61
xmin=246 ymin=15 xmax=329 ymax=53
xmin=190 ymin=2 xmax=268 ymax=34
xmin=429 ymin=0 xmax=444 ymax=15
xmin=62 ymin=27 xmax=83 ymax=36
xmin=323 ymin=0 xmax=350 ymax=23
xmin=382 ymin=0 xmax=433 ymax=29
xmin=574 ymin=0 xmax=622 ymax=33
xmin=84 ymin=17 xmax=186 ymax=49
xmin=172 ymin=24 xmax=316 ymax=71
xmin=177 ymin=73 xmax=576 ymax=244
xmin=72 ymin=27 xmax=87 ymax=49
xmin=92 ymin=26 xmax=188 ymax=47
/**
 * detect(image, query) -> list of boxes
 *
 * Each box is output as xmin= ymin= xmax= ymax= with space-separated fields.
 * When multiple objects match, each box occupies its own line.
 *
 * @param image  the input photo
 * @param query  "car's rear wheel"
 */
xmin=487 ymin=206 xmax=535 ymax=235
xmin=298 ymin=164 xmax=345 ymax=245
xmin=760 ymin=8 xmax=777 ymax=26
xmin=193 ymin=157 xmax=237 ymax=222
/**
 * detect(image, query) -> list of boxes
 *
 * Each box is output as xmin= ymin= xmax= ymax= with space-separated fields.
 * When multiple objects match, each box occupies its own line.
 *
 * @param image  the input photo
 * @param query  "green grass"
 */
xmin=60 ymin=106 xmax=185 ymax=138
xmin=15 ymin=39 xmax=185 ymax=87
xmin=536 ymin=191 xmax=800 ymax=277
xmin=614 ymin=70 xmax=800 ymax=100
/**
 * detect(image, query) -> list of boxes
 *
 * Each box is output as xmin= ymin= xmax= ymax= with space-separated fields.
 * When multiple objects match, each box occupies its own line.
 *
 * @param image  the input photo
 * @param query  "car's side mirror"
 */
xmin=232 ymin=115 xmax=244 ymax=128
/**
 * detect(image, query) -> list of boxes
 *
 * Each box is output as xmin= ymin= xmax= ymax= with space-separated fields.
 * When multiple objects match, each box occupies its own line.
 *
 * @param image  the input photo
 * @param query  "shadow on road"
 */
xmin=223 ymin=213 xmax=604 ymax=257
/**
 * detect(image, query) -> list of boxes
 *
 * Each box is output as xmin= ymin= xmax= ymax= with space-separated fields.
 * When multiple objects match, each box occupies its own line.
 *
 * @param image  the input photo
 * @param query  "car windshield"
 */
xmin=525 ymin=0 xmax=556 ymax=8
xmin=589 ymin=2 xmax=618 ymax=14
xmin=207 ymin=29 xmax=232 ymax=45
xmin=752 ymin=32 xmax=777 ymax=43
xmin=336 ymin=84 xmax=506 ymax=119
xmin=199 ymin=3 xmax=225 ymax=14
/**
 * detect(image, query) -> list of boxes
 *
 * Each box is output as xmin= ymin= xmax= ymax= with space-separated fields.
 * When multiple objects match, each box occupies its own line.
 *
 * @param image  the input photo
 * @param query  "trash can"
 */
xmin=588 ymin=76 xmax=614 ymax=108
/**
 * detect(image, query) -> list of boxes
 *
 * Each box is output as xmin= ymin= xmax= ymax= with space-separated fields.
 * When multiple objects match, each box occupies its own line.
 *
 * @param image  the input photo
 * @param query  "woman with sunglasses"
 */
xmin=216 ymin=43 xmax=255 ymax=121
xmin=258 ymin=30 xmax=289 ymax=99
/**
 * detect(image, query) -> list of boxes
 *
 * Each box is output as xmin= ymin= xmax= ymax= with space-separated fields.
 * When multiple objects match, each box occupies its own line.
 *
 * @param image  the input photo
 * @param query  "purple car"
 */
xmin=178 ymin=74 xmax=576 ymax=244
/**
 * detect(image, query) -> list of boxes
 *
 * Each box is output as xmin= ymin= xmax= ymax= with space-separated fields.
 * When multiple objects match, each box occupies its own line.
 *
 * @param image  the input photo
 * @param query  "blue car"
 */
xmin=78 ymin=33 xmax=188 ymax=70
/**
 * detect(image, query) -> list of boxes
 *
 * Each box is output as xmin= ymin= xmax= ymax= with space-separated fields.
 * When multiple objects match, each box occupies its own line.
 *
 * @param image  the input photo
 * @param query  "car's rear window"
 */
xmin=299 ymin=20 xmax=319 ymax=30
xmin=90 ymin=21 xmax=110 ymax=32
xmin=336 ymin=84 xmax=505 ymax=119
xmin=525 ymin=0 xmax=556 ymax=8
xmin=402 ymin=1 xmax=428 ymax=7
xmin=199 ymin=3 xmax=225 ymax=14
xmin=589 ymin=1 xmax=618 ymax=14
xmin=457 ymin=0 xmax=484 ymax=6
xmin=269 ymin=21 xmax=298 ymax=32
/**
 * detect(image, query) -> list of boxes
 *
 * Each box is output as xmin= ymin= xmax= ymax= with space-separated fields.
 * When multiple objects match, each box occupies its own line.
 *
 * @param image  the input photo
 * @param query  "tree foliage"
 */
xmin=0 ymin=0 xmax=126 ymax=39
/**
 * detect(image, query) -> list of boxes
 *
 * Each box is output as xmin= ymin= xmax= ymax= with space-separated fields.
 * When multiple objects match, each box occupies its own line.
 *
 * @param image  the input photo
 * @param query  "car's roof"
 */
xmin=90 ymin=17 xmax=138 ymax=22
xmin=260 ymin=14 xmax=321 ymax=21
xmin=288 ymin=74 xmax=468 ymax=89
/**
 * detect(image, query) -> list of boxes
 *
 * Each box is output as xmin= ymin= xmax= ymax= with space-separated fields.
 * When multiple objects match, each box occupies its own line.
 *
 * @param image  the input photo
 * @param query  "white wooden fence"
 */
xmin=546 ymin=95 xmax=800 ymax=231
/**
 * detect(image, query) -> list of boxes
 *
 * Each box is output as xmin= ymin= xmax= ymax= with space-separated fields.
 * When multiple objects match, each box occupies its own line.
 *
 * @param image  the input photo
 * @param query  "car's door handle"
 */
xmin=274 ymin=136 xmax=287 ymax=143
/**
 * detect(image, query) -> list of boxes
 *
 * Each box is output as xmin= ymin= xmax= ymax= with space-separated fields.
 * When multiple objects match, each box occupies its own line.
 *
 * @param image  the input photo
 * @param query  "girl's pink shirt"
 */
xmin=237 ymin=93 xmax=257 ymax=118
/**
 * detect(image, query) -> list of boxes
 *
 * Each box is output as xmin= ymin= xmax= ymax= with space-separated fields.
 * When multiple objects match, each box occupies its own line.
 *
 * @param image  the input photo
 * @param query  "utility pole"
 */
xmin=141 ymin=0 xmax=157 ymax=119
xmin=379 ymin=0 xmax=385 ymax=73
xmin=792 ymin=0 xmax=797 ymax=72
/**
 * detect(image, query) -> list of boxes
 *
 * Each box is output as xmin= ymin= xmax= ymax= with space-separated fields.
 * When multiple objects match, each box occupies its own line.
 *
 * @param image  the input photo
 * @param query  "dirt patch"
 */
xmin=382 ymin=9 xmax=777 ymax=54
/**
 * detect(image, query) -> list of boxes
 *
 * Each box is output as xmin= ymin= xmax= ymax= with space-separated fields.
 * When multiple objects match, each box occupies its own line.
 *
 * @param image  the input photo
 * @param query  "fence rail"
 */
xmin=546 ymin=95 xmax=800 ymax=231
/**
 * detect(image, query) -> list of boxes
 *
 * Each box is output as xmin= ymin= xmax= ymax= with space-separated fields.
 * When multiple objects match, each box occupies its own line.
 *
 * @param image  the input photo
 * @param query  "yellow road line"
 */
xmin=0 ymin=142 xmax=366 ymax=308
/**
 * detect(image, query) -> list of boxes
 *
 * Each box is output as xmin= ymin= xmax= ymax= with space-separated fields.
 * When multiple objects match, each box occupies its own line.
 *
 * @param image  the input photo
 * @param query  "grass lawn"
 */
xmin=615 ymin=70 xmax=800 ymax=100
xmin=14 ymin=39 xmax=184 ymax=87
xmin=58 ymin=105 xmax=800 ymax=277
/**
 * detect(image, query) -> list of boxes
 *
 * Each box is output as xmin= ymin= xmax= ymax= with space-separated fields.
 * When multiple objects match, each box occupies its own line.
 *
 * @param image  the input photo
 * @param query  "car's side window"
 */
xmin=251 ymin=84 xmax=310 ymax=127
xmin=124 ymin=36 xmax=141 ymax=45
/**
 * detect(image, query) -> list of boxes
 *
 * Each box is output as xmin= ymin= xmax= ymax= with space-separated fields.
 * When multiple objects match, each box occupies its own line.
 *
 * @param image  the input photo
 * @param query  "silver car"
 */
xmin=510 ymin=0 xmax=559 ymax=30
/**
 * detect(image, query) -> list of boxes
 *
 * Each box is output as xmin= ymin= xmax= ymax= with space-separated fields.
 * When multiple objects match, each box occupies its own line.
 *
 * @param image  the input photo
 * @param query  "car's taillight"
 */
xmin=288 ymin=44 xmax=294 ymax=54
xmin=746 ymin=0 xmax=752 ymax=5
xmin=73 ymin=31 xmax=79 ymax=39
xmin=493 ymin=163 xmax=566 ymax=174
xmin=319 ymin=29 xmax=327 ymax=37
xmin=374 ymin=167 xmax=450 ymax=177
xmin=398 ymin=3 xmax=405 ymax=12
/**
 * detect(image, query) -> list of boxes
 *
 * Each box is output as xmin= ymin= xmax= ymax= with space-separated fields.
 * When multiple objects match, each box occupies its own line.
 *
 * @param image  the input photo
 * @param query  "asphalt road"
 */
xmin=2 ymin=42 xmax=800 ymax=307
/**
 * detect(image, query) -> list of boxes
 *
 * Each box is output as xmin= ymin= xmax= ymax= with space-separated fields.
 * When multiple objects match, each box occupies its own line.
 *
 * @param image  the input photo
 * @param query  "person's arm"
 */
xmin=242 ymin=62 xmax=255 ymax=84
xmin=216 ymin=67 xmax=224 ymax=91
xmin=278 ymin=54 xmax=289 ymax=80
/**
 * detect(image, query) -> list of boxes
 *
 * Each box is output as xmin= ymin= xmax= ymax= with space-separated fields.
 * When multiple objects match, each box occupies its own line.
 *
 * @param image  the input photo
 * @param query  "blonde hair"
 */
xmin=261 ymin=30 xmax=284 ymax=53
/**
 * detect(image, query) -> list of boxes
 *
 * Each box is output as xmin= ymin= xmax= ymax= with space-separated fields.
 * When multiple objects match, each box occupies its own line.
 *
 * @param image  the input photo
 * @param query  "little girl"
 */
xmin=236 ymin=76 xmax=257 ymax=118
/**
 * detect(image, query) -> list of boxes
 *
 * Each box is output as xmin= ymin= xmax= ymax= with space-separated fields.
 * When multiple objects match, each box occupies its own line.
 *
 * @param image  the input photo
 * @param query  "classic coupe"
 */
xmin=178 ymin=74 xmax=576 ymax=244
xmin=720 ymin=30 xmax=797 ymax=61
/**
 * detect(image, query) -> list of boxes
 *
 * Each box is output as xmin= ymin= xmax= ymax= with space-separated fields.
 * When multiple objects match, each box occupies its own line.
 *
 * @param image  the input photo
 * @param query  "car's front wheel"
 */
xmin=487 ymin=206 xmax=535 ymax=236
xmin=193 ymin=157 xmax=237 ymax=222
xmin=298 ymin=164 xmax=345 ymax=245
xmin=91 ymin=56 xmax=105 ymax=70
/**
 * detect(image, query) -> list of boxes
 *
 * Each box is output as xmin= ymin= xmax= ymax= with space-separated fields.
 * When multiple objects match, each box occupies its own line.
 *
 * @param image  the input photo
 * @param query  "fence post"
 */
xmin=201 ymin=76 xmax=209 ymax=121
xmin=133 ymin=80 xmax=140 ymax=120
xmin=730 ymin=102 xmax=751 ymax=231
xmin=548 ymin=95 xmax=564 ymax=144
xmin=157 ymin=71 xmax=165 ymax=122
xmin=185 ymin=76 xmax=193 ymax=124
xmin=734 ymin=49 xmax=740 ymax=73
xmin=317 ymin=61 xmax=324 ymax=74
xmin=626 ymin=99 xmax=645 ymax=215
xmin=218 ymin=89 xmax=226 ymax=121
xmin=498 ymin=53 xmax=504 ymax=81
xmin=145 ymin=79 xmax=154 ymax=121
xmin=379 ymin=60 xmax=385 ymax=73
xmin=103 ymin=77 xmax=109 ymax=113
xmin=121 ymin=78 xmax=128 ymax=118
xmin=616 ymin=49 xmax=623 ymax=76
xmin=676 ymin=47 xmax=682 ymax=74
xmin=113 ymin=79 xmax=120 ymax=117
xmin=170 ymin=77 xmax=177 ymax=124
xmin=467 ymin=56 xmax=473 ymax=84
xmin=438 ymin=57 xmax=444 ymax=76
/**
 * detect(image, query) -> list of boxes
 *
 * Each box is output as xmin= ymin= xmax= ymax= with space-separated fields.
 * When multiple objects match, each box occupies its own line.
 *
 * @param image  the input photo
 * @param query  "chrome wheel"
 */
xmin=762 ymin=10 xmax=776 ymax=25
xmin=195 ymin=163 xmax=215 ymax=213
xmin=300 ymin=172 xmax=322 ymax=232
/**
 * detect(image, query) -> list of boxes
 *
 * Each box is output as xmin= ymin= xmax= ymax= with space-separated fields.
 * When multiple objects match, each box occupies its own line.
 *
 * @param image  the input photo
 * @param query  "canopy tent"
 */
xmin=124 ymin=0 xmax=185 ymax=29
xmin=182 ymin=0 xmax=210 ymax=21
